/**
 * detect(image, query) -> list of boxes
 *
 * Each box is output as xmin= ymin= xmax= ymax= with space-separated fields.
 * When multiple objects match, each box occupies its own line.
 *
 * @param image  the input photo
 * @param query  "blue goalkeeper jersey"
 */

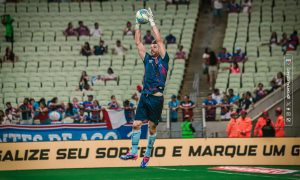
xmin=142 ymin=52 xmax=169 ymax=94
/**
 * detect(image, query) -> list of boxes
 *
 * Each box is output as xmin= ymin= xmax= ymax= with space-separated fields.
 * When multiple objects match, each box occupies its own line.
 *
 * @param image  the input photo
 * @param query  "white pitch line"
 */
xmin=154 ymin=167 xmax=191 ymax=172
xmin=209 ymin=170 xmax=300 ymax=180
xmin=208 ymin=171 xmax=234 ymax=175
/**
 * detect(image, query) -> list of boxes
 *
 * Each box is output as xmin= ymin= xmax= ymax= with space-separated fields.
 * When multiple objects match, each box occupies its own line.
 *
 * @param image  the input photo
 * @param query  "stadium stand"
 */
xmin=216 ymin=0 xmax=300 ymax=96
xmin=0 ymin=0 xmax=199 ymax=122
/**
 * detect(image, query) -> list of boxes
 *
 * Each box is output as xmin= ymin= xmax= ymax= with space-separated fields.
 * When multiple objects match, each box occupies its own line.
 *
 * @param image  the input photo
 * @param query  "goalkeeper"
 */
xmin=120 ymin=8 xmax=169 ymax=168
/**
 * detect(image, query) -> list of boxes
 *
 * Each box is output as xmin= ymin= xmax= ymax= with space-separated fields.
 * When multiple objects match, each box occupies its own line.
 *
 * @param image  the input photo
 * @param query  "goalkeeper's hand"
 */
xmin=147 ymin=7 xmax=155 ymax=26
xmin=135 ymin=18 xmax=141 ymax=30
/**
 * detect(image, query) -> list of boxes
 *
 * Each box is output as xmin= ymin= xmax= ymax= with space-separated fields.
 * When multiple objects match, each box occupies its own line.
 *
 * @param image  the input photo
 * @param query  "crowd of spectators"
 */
xmin=226 ymin=107 xmax=285 ymax=138
xmin=80 ymin=40 xmax=108 ymax=56
xmin=63 ymin=21 xmax=90 ymax=37
xmin=226 ymin=0 xmax=252 ymax=13
xmin=264 ymin=30 xmax=299 ymax=52
xmin=79 ymin=68 xmax=118 ymax=91
xmin=0 ymin=94 xmax=137 ymax=125
xmin=202 ymin=70 xmax=286 ymax=122
xmin=193 ymin=29 xmax=289 ymax=123
xmin=210 ymin=0 xmax=252 ymax=24
xmin=168 ymin=95 xmax=196 ymax=122
xmin=202 ymin=46 xmax=247 ymax=90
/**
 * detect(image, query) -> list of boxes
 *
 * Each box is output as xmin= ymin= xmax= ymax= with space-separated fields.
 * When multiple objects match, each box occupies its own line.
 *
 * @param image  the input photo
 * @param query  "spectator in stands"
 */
xmin=232 ymin=47 xmax=247 ymax=62
xmin=72 ymin=97 xmax=80 ymax=113
xmin=3 ymin=111 xmax=12 ymax=124
xmin=100 ymin=67 xmax=118 ymax=82
xmin=274 ymin=107 xmax=285 ymax=137
xmin=143 ymin=30 xmax=155 ymax=44
xmin=227 ymin=0 xmax=241 ymax=13
xmin=81 ymin=95 xmax=93 ymax=110
xmin=269 ymin=32 xmax=278 ymax=46
xmin=63 ymin=22 xmax=78 ymax=36
xmin=123 ymin=100 xmax=136 ymax=123
xmin=212 ymin=88 xmax=222 ymax=104
xmin=271 ymin=71 xmax=285 ymax=89
xmin=213 ymin=0 xmax=223 ymax=18
xmin=180 ymin=95 xmax=196 ymax=120
xmin=80 ymin=42 xmax=92 ymax=56
xmin=3 ymin=47 xmax=17 ymax=62
xmin=254 ymin=83 xmax=267 ymax=102
xmin=74 ymin=108 xmax=88 ymax=123
xmin=19 ymin=98 xmax=32 ymax=124
xmin=223 ymin=62 xmax=240 ymax=74
xmin=246 ymin=91 xmax=253 ymax=102
xmin=279 ymin=33 xmax=289 ymax=52
xmin=90 ymin=22 xmax=103 ymax=37
xmin=230 ymin=62 xmax=240 ymax=74
xmin=3 ymin=109 xmax=15 ymax=125
xmin=165 ymin=33 xmax=176 ymax=44
xmin=238 ymin=92 xmax=252 ymax=113
xmin=175 ymin=45 xmax=187 ymax=59
xmin=80 ymin=95 xmax=93 ymax=120
xmin=169 ymin=95 xmax=180 ymax=122
xmin=93 ymin=40 xmax=108 ymax=56
xmin=208 ymin=51 xmax=218 ymax=90
xmin=76 ymin=21 xmax=90 ymax=36
xmin=228 ymin=88 xmax=239 ymax=104
xmin=269 ymin=80 xmax=278 ymax=93
xmin=166 ymin=0 xmax=190 ymax=4
xmin=287 ymin=30 xmax=299 ymax=51
xmin=131 ymin=84 xmax=143 ymax=105
xmin=123 ymin=21 xmax=134 ymax=36
xmin=91 ymin=100 xmax=102 ymax=123
xmin=34 ymin=101 xmax=50 ymax=125
xmin=112 ymin=40 xmax=128 ymax=55
xmin=202 ymin=94 xmax=218 ymax=121
xmin=5 ymin=102 xmax=18 ymax=122
xmin=65 ymin=103 xmax=76 ymax=118
xmin=217 ymin=47 xmax=231 ymax=63
xmin=1 ymin=14 xmax=14 ymax=42
xmin=0 ymin=110 xmax=5 ymax=125
xmin=32 ymin=98 xmax=43 ymax=117
xmin=236 ymin=110 xmax=252 ymax=137
xmin=226 ymin=111 xmax=239 ymax=137
xmin=108 ymin=95 xmax=121 ymax=110
xmin=48 ymin=97 xmax=65 ymax=121
xmin=262 ymin=118 xmax=275 ymax=137
xmin=254 ymin=110 xmax=273 ymax=137
xmin=78 ymin=71 xmax=92 ymax=91
xmin=241 ymin=0 xmax=252 ymax=13
xmin=29 ymin=98 xmax=35 ymax=112
xmin=202 ymin=47 xmax=210 ymax=84
xmin=220 ymin=94 xmax=232 ymax=120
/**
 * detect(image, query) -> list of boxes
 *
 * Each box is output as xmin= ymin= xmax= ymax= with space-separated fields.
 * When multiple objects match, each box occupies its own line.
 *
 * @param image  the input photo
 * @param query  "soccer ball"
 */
xmin=136 ymin=9 xmax=149 ymax=24
xmin=49 ymin=111 xmax=61 ymax=121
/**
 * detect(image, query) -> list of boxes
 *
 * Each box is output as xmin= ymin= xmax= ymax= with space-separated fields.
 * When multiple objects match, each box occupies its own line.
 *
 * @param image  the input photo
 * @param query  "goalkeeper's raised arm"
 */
xmin=135 ymin=19 xmax=146 ymax=60
xmin=147 ymin=7 xmax=166 ymax=59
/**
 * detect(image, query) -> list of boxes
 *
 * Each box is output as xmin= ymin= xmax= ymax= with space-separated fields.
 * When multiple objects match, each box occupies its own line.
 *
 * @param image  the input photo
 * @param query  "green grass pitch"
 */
xmin=0 ymin=166 xmax=300 ymax=180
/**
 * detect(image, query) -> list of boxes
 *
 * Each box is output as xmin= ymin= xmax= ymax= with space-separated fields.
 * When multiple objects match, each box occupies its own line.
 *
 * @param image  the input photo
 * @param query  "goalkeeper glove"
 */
xmin=147 ymin=7 xmax=155 ymax=27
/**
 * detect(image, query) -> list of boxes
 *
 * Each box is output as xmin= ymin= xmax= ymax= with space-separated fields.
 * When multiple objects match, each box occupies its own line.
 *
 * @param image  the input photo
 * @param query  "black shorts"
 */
xmin=135 ymin=94 xmax=164 ymax=125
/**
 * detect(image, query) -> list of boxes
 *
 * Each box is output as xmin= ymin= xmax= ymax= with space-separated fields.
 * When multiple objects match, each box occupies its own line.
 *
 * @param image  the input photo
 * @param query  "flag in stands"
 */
xmin=102 ymin=109 xmax=127 ymax=129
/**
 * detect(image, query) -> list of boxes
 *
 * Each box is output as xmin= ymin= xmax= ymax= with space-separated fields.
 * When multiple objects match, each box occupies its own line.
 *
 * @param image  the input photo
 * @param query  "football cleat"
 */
xmin=140 ymin=156 xmax=150 ymax=168
xmin=120 ymin=153 xmax=138 ymax=160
